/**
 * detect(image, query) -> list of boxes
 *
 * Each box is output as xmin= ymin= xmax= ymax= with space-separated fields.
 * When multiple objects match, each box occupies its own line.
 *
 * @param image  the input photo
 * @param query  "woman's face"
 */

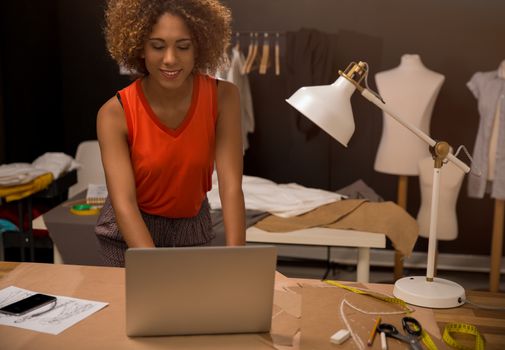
xmin=142 ymin=12 xmax=196 ymax=89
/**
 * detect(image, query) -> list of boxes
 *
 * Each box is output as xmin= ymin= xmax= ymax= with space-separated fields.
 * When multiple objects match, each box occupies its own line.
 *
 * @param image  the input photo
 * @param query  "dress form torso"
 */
xmin=417 ymin=157 xmax=465 ymax=240
xmin=374 ymin=54 xmax=445 ymax=175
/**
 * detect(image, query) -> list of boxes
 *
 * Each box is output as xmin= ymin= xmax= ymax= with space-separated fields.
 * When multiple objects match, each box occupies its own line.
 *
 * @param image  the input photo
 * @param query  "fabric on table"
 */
xmin=0 ymin=154 xmax=76 ymax=188
xmin=208 ymin=172 xmax=343 ymax=218
xmin=336 ymin=179 xmax=384 ymax=202
xmin=0 ymin=173 xmax=54 ymax=202
xmin=255 ymin=199 xmax=419 ymax=256
xmin=0 ymin=163 xmax=48 ymax=186
xmin=32 ymin=152 xmax=77 ymax=179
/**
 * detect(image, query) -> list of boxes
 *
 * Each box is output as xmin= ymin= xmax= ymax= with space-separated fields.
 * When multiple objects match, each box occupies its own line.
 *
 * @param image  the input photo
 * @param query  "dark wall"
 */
xmin=0 ymin=0 xmax=129 ymax=163
xmin=0 ymin=53 xmax=4 ymax=163
xmin=0 ymin=0 xmax=504 ymax=257
xmin=57 ymin=0 xmax=130 ymax=155
xmin=0 ymin=0 xmax=63 ymax=162
xmin=223 ymin=0 xmax=505 ymax=256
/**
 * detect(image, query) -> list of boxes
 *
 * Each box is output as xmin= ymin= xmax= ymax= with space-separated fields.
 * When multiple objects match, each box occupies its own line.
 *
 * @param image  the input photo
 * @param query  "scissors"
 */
xmin=377 ymin=317 xmax=424 ymax=350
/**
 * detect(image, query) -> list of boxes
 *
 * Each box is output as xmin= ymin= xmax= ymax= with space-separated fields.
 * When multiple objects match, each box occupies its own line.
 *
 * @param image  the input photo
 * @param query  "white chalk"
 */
xmin=330 ymin=329 xmax=350 ymax=344
xmin=380 ymin=331 xmax=388 ymax=350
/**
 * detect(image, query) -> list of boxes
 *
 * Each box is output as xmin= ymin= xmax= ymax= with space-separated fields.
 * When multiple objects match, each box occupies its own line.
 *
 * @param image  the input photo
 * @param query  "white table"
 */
xmin=35 ymin=214 xmax=387 ymax=282
xmin=246 ymin=226 xmax=386 ymax=283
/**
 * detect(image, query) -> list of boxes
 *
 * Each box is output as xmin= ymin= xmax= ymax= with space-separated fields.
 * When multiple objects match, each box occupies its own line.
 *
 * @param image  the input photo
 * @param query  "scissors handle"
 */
xmin=379 ymin=319 xmax=424 ymax=350
xmin=402 ymin=317 xmax=422 ymax=337
xmin=402 ymin=317 xmax=423 ymax=350
xmin=377 ymin=322 xmax=398 ymax=336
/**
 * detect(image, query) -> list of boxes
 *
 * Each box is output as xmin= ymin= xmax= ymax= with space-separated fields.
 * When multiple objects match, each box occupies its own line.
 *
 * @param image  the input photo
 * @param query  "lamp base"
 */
xmin=393 ymin=276 xmax=466 ymax=308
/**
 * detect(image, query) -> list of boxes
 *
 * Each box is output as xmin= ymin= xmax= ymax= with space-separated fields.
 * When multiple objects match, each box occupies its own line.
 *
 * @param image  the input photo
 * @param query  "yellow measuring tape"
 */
xmin=324 ymin=280 xmax=412 ymax=312
xmin=323 ymin=280 xmax=485 ymax=350
xmin=443 ymin=323 xmax=485 ymax=350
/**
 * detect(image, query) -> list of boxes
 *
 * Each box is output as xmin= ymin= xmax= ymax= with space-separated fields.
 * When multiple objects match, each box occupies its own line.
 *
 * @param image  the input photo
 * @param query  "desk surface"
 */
xmin=1 ymin=262 xmax=504 ymax=350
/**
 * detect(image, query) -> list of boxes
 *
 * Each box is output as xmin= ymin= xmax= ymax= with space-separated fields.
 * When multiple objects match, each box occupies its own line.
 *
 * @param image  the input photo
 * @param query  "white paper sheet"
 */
xmin=0 ymin=286 xmax=108 ymax=335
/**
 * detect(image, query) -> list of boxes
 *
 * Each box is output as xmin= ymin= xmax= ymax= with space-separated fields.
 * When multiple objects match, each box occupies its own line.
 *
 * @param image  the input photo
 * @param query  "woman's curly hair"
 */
xmin=104 ymin=0 xmax=231 ymax=75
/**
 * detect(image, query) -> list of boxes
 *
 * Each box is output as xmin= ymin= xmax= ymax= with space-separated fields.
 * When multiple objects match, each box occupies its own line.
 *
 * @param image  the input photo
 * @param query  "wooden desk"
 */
xmin=1 ymin=262 xmax=504 ymax=349
xmin=247 ymin=226 xmax=386 ymax=283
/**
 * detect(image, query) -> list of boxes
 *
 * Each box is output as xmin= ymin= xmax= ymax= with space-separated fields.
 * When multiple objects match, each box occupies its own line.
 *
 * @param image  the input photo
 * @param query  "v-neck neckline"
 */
xmin=136 ymin=75 xmax=199 ymax=137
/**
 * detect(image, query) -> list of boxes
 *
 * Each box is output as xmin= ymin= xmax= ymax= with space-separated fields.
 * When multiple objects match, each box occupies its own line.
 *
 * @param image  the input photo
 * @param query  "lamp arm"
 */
xmin=361 ymin=89 xmax=470 ymax=174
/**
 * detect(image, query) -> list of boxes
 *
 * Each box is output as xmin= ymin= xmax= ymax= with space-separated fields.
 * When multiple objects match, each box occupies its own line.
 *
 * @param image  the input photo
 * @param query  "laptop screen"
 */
xmin=125 ymin=245 xmax=277 ymax=336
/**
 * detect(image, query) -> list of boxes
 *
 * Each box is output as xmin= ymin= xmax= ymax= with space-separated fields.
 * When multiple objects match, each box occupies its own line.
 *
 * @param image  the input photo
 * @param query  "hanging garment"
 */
xmin=217 ymin=47 xmax=255 ymax=151
xmin=467 ymin=70 xmax=505 ymax=199
xmin=285 ymin=28 xmax=340 ymax=140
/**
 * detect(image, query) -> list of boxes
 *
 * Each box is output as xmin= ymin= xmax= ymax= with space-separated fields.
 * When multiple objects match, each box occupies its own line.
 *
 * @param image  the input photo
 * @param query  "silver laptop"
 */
xmin=125 ymin=245 xmax=277 ymax=336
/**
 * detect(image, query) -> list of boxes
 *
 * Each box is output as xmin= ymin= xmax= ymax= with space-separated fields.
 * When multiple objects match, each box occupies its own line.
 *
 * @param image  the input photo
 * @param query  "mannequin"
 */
xmin=467 ymin=60 xmax=505 ymax=292
xmin=374 ymin=54 xmax=445 ymax=175
xmin=375 ymin=54 xmax=445 ymax=279
xmin=417 ymin=157 xmax=464 ymax=241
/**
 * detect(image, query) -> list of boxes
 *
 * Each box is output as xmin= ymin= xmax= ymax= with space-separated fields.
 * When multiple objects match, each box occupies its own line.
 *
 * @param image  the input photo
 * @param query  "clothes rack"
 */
xmin=233 ymin=31 xmax=284 ymax=75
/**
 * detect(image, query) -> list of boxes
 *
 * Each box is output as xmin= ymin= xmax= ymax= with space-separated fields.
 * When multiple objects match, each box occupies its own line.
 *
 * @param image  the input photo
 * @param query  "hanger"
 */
xmin=259 ymin=33 xmax=270 ymax=75
xmin=245 ymin=33 xmax=259 ymax=74
xmin=275 ymin=32 xmax=281 ymax=76
xmin=236 ymin=31 xmax=283 ymax=75
xmin=241 ymin=33 xmax=255 ymax=75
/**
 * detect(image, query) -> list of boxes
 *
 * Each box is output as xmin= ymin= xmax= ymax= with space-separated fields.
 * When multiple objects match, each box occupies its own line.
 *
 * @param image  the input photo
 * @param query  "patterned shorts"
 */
xmin=95 ymin=197 xmax=215 ymax=267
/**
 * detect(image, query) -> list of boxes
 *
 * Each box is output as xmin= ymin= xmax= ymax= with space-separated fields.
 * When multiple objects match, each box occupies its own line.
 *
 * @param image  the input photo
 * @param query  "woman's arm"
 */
xmin=96 ymin=97 xmax=155 ymax=248
xmin=215 ymin=80 xmax=246 ymax=245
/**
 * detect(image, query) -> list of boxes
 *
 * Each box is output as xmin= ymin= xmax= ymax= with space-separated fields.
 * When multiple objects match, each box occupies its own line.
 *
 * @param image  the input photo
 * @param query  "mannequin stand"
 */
xmin=394 ymin=175 xmax=408 ymax=280
xmin=490 ymin=199 xmax=504 ymax=292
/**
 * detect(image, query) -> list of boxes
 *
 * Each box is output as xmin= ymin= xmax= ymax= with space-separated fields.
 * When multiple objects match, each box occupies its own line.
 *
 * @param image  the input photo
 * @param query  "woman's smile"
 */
xmin=160 ymin=68 xmax=183 ymax=80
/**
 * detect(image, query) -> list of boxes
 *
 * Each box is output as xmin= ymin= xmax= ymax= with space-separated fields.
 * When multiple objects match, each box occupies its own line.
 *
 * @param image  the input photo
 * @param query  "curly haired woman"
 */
xmin=95 ymin=0 xmax=245 ymax=266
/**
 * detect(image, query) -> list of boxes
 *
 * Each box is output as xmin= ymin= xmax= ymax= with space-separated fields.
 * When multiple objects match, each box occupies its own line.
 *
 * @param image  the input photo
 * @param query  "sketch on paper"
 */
xmin=0 ymin=286 xmax=108 ymax=335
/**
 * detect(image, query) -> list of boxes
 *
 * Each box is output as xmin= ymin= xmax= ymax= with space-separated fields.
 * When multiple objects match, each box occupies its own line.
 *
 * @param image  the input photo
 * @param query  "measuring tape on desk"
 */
xmin=324 ymin=280 xmax=485 ymax=350
xmin=443 ymin=323 xmax=485 ymax=350
xmin=70 ymin=204 xmax=101 ymax=216
xmin=324 ymin=280 xmax=412 ymax=312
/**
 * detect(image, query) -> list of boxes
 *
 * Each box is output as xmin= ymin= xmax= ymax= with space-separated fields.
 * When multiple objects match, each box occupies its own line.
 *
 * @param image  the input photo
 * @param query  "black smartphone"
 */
xmin=0 ymin=293 xmax=57 ymax=316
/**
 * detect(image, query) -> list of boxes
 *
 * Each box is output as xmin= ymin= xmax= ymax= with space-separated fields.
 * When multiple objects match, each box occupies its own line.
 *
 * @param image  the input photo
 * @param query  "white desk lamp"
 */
xmin=286 ymin=61 xmax=471 ymax=308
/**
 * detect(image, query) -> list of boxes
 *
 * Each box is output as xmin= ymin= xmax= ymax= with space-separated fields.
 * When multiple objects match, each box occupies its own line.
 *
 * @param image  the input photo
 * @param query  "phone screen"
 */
xmin=0 ymin=293 xmax=57 ymax=316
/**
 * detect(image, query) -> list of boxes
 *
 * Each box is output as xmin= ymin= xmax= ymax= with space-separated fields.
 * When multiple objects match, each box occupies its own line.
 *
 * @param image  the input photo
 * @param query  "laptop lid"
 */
xmin=125 ymin=245 xmax=277 ymax=336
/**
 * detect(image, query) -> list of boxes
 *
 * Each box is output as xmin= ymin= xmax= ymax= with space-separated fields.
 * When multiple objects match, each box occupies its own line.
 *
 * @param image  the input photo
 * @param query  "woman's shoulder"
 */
xmin=214 ymin=78 xmax=239 ymax=122
xmin=98 ymin=95 xmax=124 ymax=119
xmin=97 ymin=94 xmax=128 ymax=135
xmin=199 ymin=73 xmax=236 ymax=90
xmin=215 ymin=78 xmax=239 ymax=101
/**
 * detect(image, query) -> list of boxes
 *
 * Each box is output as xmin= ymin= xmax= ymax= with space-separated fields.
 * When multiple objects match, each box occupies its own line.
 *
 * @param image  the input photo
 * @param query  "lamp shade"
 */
xmin=286 ymin=76 xmax=357 ymax=147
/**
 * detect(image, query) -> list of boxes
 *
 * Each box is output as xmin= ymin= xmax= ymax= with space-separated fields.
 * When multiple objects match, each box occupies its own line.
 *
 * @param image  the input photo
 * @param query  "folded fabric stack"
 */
xmin=0 ymin=153 xmax=78 ymax=202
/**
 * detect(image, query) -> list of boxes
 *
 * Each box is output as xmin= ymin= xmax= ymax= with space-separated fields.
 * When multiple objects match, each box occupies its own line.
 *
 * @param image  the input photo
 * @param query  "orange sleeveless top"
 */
xmin=118 ymin=74 xmax=217 ymax=218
